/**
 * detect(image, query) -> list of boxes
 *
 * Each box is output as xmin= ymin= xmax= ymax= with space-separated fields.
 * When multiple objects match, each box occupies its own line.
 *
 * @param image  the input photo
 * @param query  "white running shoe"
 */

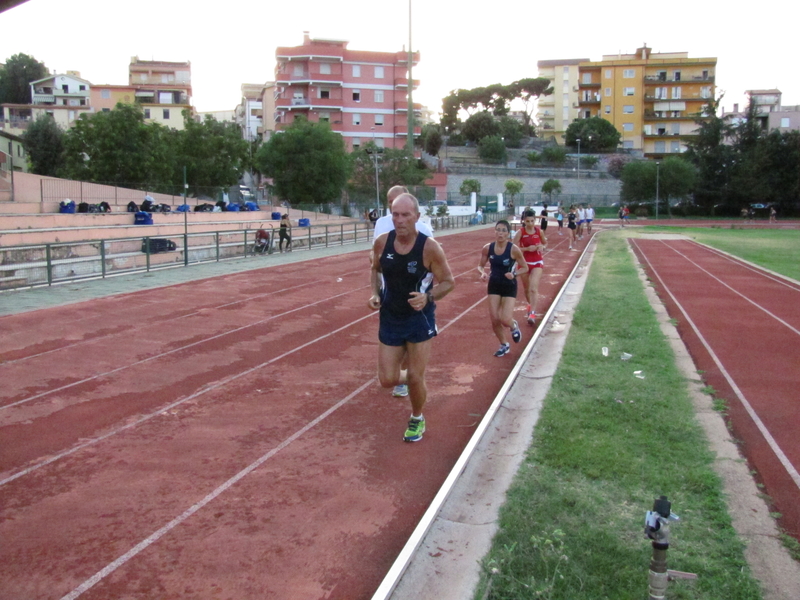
xmin=392 ymin=384 xmax=409 ymax=397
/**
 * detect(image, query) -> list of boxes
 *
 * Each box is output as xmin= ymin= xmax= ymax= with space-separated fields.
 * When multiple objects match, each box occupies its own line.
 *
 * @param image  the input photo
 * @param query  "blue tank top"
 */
xmin=380 ymin=230 xmax=433 ymax=317
xmin=488 ymin=241 xmax=515 ymax=283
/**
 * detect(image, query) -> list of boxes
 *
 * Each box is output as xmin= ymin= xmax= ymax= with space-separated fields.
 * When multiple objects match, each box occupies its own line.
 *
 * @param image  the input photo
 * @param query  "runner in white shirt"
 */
xmin=585 ymin=204 xmax=595 ymax=234
xmin=577 ymin=206 xmax=586 ymax=240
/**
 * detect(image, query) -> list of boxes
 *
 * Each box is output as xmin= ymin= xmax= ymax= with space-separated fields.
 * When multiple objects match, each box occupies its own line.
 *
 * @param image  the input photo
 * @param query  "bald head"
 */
xmin=387 ymin=185 xmax=409 ymax=206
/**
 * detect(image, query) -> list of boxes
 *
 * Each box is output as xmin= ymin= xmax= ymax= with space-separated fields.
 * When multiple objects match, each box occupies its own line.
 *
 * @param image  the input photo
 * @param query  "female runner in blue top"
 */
xmin=477 ymin=220 xmax=529 ymax=357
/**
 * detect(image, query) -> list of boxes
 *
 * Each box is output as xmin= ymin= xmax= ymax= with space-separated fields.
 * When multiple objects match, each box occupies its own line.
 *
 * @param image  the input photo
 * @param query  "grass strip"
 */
xmin=474 ymin=233 xmax=763 ymax=600
xmin=641 ymin=226 xmax=800 ymax=281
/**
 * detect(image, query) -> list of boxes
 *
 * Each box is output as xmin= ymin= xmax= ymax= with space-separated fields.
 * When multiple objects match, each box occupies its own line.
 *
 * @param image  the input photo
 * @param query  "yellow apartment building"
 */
xmin=128 ymin=57 xmax=193 ymax=130
xmin=577 ymin=45 xmax=716 ymax=157
xmin=536 ymin=58 xmax=589 ymax=143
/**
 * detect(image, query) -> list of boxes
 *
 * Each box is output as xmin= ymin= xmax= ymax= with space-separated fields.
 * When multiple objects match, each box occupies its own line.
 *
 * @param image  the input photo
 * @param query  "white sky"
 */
xmin=1 ymin=0 xmax=796 ymax=118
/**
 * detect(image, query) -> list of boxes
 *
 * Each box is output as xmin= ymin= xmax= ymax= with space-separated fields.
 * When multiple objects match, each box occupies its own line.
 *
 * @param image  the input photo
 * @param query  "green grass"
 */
xmin=639 ymin=226 xmax=800 ymax=281
xmin=474 ymin=235 xmax=762 ymax=600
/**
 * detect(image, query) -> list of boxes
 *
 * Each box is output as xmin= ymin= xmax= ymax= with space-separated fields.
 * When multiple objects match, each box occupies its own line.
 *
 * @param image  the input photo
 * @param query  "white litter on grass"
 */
xmin=621 ymin=352 xmax=632 ymax=361
xmin=337 ymin=278 xmax=343 ymax=282
xmin=602 ymin=347 xmax=609 ymax=356
xmin=634 ymin=370 xmax=645 ymax=379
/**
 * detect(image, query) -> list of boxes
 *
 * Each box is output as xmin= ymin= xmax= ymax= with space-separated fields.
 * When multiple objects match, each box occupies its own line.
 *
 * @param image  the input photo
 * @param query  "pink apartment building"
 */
xmin=273 ymin=32 xmax=421 ymax=151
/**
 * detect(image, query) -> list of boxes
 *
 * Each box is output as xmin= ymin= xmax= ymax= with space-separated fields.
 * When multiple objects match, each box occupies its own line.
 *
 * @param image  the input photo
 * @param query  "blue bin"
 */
xmin=271 ymin=211 xmax=281 ymax=220
xmin=176 ymin=204 xmax=191 ymax=212
xmin=59 ymin=200 xmax=76 ymax=214
xmin=298 ymin=218 xmax=310 ymax=227
xmin=245 ymin=201 xmax=260 ymax=211
xmin=227 ymin=204 xmax=240 ymax=212
xmin=134 ymin=211 xmax=153 ymax=225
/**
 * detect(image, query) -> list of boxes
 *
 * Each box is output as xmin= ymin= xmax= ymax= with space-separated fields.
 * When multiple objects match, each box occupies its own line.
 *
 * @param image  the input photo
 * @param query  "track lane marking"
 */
xmin=632 ymin=239 xmax=800 ymax=493
xmin=657 ymin=240 xmax=800 ymax=336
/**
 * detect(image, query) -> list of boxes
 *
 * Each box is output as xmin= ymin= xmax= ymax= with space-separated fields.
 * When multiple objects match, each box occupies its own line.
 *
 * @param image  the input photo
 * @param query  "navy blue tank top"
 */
xmin=488 ymin=241 xmax=515 ymax=283
xmin=380 ymin=231 xmax=433 ymax=317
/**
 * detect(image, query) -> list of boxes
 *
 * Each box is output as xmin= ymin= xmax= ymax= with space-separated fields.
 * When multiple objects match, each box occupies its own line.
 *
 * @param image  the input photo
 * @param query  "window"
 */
xmin=624 ymin=87 xmax=635 ymax=96
xmin=673 ymin=71 xmax=681 ymax=81
xmin=671 ymin=87 xmax=681 ymax=99
xmin=701 ymin=86 xmax=711 ymax=99
xmin=563 ymin=66 xmax=570 ymax=74
xmin=352 ymin=138 xmax=361 ymax=149
xmin=101 ymin=90 xmax=110 ymax=99
xmin=79 ymin=85 xmax=86 ymax=91
xmin=374 ymin=90 xmax=384 ymax=102
xmin=352 ymin=64 xmax=361 ymax=77
xmin=562 ymin=83 xmax=569 ymax=94
xmin=655 ymin=141 xmax=666 ymax=153
xmin=320 ymin=88 xmax=330 ymax=99
xmin=144 ymin=108 xmax=151 ymax=119
xmin=623 ymin=105 xmax=634 ymax=114
xmin=582 ymin=73 xmax=592 ymax=84
xmin=375 ymin=66 xmax=384 ymax=78
xmin=655 ymin=87 xmax=667 ymax=99
xmin=320 ymin=63 xmax=331 ymax=75
xmin=605 ymin=87 xmax=611 ymax=96
xmin=623 ymin=123 xmax=634 ymax=131
xmin=293 ymin=64 xmax=304 ymax=76
xmin=319 ymin=111 xmax=330 ymax=123
xmin=623 ymin=140 xmax=634 ymax=149
xmin=562 ymin=108 xmax=569 ymax=120
xmin=672 ymin=123 xmax=681 ymax=135
xmin=375 ymin=138 xmax=385 ymax=149
xmin=583 ymin=110 xmax=592 ymax=118
xmin=163 ymin=109 xmax=170 ymax=120
xmin=375 ymin=114 xmax=384 ymax=126
xmin=605 ymin=69 xmax=612 ymax=79
xmin=781 ymin=117 xmax=790 ymax=128
xmin=353 ymin=90 xmax=360 ymax=102
xmin=702 ymin=70 xmax=709 ymax=80
xmin=102 ymin=108 xmax=110 ymax=112
xmin=657 ymin=71 xmax=667 ymax=81
xmin=353 ymin=113 xmax=361 ymax=125
xmin=562 ymin=96 xmax=569 ymax=107
xmin=604 ymin=105 xmax=611 ymax=114
xmin=623 ymin=69 xmax=635 ymax=78
xmin=671 ymin=141 xmax=681 ymax=153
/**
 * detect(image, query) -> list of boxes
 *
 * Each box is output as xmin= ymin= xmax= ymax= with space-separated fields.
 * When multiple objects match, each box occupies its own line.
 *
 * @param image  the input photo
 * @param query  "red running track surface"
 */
xmin=631 ymin=238 xmax=800 ymax=538
xmin=0 ymin=227 xmax=588 ymax=600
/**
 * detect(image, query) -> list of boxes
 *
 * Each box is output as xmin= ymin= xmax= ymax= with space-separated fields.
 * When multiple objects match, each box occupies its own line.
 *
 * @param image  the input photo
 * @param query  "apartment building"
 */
xmin=273 ymin=32 xmax=420 ymax=151
xmin=128 ymin=57 xmax=193 ymax=129
xmin=90 ymin=84 xmax=137 ymax=113
xmin=236 ymin=83 xmax=263 ymax=141
xmin=577 ymin=45 xmax=716 ymax=157
xmin=536 ymin=58 xmax=589 ymax=143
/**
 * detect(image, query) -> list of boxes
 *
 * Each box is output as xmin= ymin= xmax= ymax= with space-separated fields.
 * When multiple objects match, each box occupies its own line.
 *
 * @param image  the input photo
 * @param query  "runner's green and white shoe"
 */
xmin=403 ymin=417 xmax=425 ymax=442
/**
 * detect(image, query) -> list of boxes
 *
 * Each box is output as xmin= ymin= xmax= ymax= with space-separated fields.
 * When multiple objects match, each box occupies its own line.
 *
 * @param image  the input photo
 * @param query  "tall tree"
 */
xmin=541 ymin=178 xmax=562 ymax=203
xmin=61 ymin=103 xmax=175 ymax=188
xmin=255 ymin=117 xmax=350 ymax=205
xmin=620 ymin=157 xmax=696 ymax=213
xmin=683 ymin=97 xmax=735 ymax=209
xmin=508 ymin=78 xmax=553 ymax=129
xmin=463 ymin=111 xmax=500 ymax=144
xmin=177 ymin=112 xmax=249 ymax=194
xmin=565 ymin=117 xmax=621 ymax=151
xmin=22 ymin=114 xmax=64 ymax=176
xmin=348 ymin=143 xmax=429 ymax=209
xmin=0 ymin=53 xmax=48 ymax=104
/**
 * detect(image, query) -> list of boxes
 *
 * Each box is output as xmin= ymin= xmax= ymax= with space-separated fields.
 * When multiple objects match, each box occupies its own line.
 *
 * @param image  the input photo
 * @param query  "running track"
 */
xmin=631 ymin=238 xmax=800 ymax=538
xmin=0 ymin=226 xmax=588 ymax=599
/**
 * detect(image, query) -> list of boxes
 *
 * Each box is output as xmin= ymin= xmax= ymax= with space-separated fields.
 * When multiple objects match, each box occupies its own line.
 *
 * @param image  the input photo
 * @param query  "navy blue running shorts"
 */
xmin=379 ymin=305 xmax=438 ymax=346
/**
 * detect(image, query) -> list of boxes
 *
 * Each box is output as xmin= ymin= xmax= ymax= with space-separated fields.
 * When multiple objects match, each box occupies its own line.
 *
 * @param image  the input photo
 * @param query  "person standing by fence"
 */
xmin=279 ymin=214 xmax=292 ymax=252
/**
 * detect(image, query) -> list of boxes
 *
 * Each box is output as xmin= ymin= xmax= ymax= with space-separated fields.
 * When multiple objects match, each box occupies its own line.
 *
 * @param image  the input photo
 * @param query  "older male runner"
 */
xmin=368 ymin=194 xmax=455 ymax=442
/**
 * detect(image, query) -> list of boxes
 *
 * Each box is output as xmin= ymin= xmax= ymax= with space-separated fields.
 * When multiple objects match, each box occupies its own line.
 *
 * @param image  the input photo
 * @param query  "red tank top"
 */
xmin=519 ymin=226 xmax=543 ymax=263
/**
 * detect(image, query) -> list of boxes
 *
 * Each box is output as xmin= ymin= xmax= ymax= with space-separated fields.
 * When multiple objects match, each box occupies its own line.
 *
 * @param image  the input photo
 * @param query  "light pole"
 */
xmin=655 ymin=161 xmax=660 ymax=221
xmin=576 ymin=137 xmax=581 ymax=180
xmin=371 ymin=127 xmax=381 ymax=212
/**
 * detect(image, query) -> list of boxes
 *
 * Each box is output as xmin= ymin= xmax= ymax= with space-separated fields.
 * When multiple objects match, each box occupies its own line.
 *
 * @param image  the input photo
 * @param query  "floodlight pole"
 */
xmin=406 ymin=0 xmax=414 ymax=152
xmin=576 ymin=137 xmax=581 ymax=180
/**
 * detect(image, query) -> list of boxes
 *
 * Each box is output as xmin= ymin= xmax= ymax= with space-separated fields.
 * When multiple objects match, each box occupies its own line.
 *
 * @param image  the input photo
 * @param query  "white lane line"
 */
xmin=1 ymin=262 xmax=484 ymax=486
xmin=0 ymin=279 xmax=322 ymax=366
xmin=1 ymin=285 xmax=369 ymax=411
xmin=658 ymin=240 xmax=800 ymax=337
xmin=58 ymin=288 xmax=488 ymax=599
xmin=632 ymin=239 xmax=800 ymax=492
xmin=59 ymin=378 xmax=376 ymax=600
xmin=686 ymin=240 xmax=800 ymax=292
xmin=0 ymin=312 xmax=376 ymax=487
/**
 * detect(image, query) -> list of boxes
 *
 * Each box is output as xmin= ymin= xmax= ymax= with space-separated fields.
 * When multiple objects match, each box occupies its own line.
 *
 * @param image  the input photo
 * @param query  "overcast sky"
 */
xmin=1 ymin=0 xmax=796 ymax=118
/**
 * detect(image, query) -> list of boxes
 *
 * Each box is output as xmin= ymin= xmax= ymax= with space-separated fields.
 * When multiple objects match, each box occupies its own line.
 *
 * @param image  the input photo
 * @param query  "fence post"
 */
xmin=341 ymin=224 xmax=344 ymax=245
xmin=325 ymin=225 xmax=329 ymax=248
xmin=40 ymin=179 xmax=44 ymax=205
xmin=244 ymin=230 xmax=249 ymax=257
xmin=80 ymin=181 xmax=84 ymax=203
xmin=100 ymin=240 xmax=106 ymax=278
xmin=215 ymin=232 xmax=220 ymax=262
xmin=46 ymin=244 xmax=53 ymax=285
xmin=144 ymin=237 xmax=151 ymax=272
xmin=307 ymin=225 xmax=311 ymax=249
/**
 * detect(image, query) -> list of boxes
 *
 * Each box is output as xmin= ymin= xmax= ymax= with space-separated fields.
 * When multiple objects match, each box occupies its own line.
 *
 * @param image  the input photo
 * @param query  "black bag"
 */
xmin=127 ymin=201 xmax=138 ymax=213
xmin=194 ymin=203 xmax=214 ymax=212
xmin=77 ymin=202 xmax=89 ymax=213
xmin=88 ymin=204 xmax=101 ymax=213
xmin=99 ymin=201 xmax=111 ymax=213
xmin=140 ymin=199 xmax=154 ymax=212
xmin=155 ymin=203 xmax=171 ymax=213
xmin=141 ymin=238 xmax=177 ymax=254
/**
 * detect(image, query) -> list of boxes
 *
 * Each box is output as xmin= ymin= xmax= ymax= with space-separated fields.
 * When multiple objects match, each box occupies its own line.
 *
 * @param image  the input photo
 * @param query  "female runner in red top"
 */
xmin=512 ymin=209 xmax=547 ymax=325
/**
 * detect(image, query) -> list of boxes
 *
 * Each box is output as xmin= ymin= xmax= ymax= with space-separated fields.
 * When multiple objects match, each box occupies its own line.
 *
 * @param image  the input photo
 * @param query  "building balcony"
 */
xmin=393 ymin=102 xmax=422 ymax=113
xmin=32 ymin=94 xmax=55 ymax=104
xmin=578 ymin=81 xmax=600 ymax=88
xmin=276 ymin=48 xmax=345 ymax=62
xmin=276 ymin=73 xmax=343 ymax=86
xmin=537 ymin=97 xmax=554 ymax=106
xmin=643 ymin=131 xmax=690 ymax=138
xmin=644 ymin=75 xmax=715 ymax=84
xmin=394 ymin=78 xmax=420 ymax=90
xmin=393 ymin=125 xmax=422 ymax=136
xmin=578 ymin=98 xmax=600 ymax=105
xmin=395 ymin=50 xmax=421 ymax=66
xmin=276 ymin=97 xmax=345 ymax=111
